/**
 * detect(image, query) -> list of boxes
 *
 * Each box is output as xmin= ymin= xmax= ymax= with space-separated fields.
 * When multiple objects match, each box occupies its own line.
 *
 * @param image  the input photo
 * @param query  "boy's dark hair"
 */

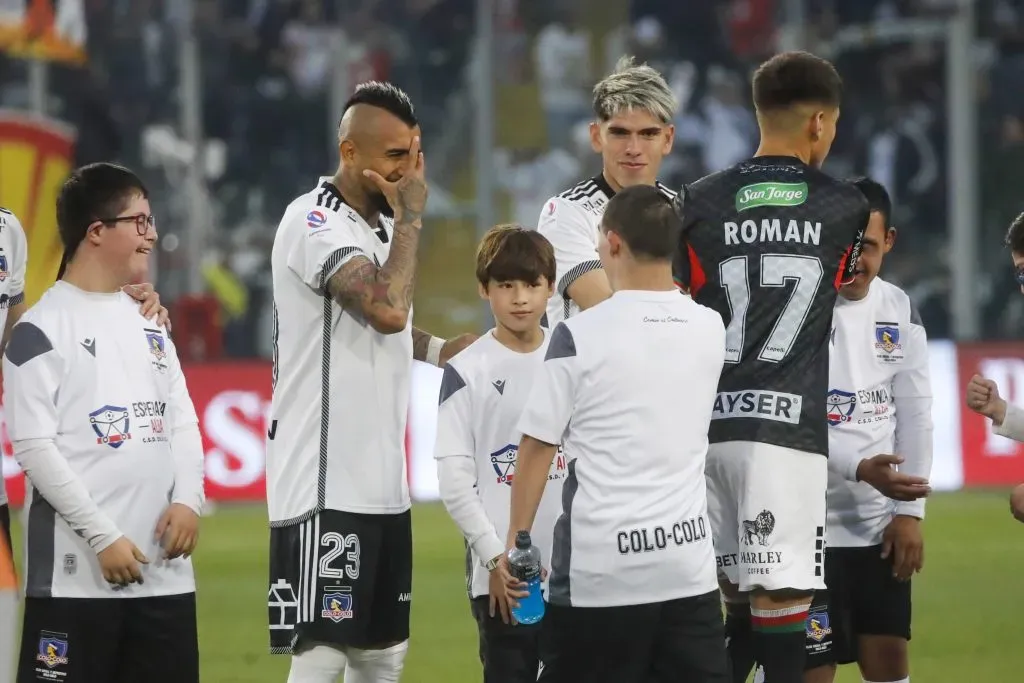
xmin=752 ymin=51 xmax=843 ymax=113
xmin=849 ymin=176 xmax=893 ymax=227
xmin=1006 ymin=212 xmax=1024 ymax=255
xmin=475 ymin=224 xmax=556 ymax=288
xmin=601 ymin=185 xmax=681 ymax=261
xmin=56 ymin=163 xmax=149 ymax=278
xmin=341 ymin=81 xmax=417 ymax=128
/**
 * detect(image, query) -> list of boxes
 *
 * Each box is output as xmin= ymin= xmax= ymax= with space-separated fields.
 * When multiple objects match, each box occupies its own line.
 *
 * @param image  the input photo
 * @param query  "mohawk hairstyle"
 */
xmin=592 ymin=55 xmax=677 ymax=124
xmin=341 ymin=81 xmax=417 ymax=128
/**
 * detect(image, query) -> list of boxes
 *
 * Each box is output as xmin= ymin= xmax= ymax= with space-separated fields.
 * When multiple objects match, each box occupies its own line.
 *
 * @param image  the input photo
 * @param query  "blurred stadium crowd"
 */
xmin=3 ymin=0 xmax=1024 ymax=357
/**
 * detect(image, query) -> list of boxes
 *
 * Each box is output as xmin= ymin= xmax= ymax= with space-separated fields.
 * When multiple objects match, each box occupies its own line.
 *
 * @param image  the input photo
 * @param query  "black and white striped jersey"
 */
xmin=267 ymin=178 xmax=412 ymax=525
xmin=535 ymin=174 xmax=676 ymax=328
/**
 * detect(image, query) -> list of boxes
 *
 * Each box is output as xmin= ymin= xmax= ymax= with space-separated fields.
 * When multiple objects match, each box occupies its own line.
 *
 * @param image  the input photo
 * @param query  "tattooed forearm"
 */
xmin=412 ymin=327 xmax=434 ymax=362
xmin=326 ymin=223 xmax=421 ymax=333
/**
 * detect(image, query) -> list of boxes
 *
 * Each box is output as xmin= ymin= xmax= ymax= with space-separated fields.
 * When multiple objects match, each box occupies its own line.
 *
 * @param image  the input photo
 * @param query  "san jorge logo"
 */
xmin=735 ymin=182 xmax=808 ymax=212
xmin=0 ymin=111 xmax=75 ymax=307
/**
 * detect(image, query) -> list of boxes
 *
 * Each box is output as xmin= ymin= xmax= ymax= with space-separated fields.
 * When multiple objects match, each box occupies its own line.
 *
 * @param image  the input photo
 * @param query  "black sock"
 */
xmin=751 ymin=606 xmax=809 ymax=683
xmin=724 ymin=602 xmax=755 ymax=683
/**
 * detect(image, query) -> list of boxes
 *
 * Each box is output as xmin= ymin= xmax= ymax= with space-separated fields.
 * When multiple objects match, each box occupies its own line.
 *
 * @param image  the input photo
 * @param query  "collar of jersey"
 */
xmin=611 ymin=289 xmax=682 ymax=301
xmin=746 ymin=154 xmax=808 ymax=168
xmin=55 ymin=280 xmax=124 ymax=301
xmin=592 ymin=173 xmax=670 ymax=198
xmin=317 ymin=176 xmax=389 ymax=234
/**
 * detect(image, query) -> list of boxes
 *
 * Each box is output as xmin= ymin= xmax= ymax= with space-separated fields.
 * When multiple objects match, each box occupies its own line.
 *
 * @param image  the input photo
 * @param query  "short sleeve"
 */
xmin=434 ymin=363 xmax=475 ymax=460
xmin=3 ymin=321 xmax=63 ymax=441
xmin=286 ymin=206 xmax=368 ymax=292
xmin=516 ymin=323 xmax=580 ymax=445
xmin=3 ymin=209 xmax=27 ymax=304
xmin=536 ymin=198 xmax=602 ymax=299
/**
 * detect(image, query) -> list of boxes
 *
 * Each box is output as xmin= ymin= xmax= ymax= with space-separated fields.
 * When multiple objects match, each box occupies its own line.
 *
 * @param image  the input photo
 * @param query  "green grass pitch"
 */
xmin=7 ymin=491 xmax=1022 ymax=681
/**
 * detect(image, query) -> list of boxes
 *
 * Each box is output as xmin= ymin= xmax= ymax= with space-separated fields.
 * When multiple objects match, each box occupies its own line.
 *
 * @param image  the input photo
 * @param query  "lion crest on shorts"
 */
xmin=741 ymin=509 xmax=776 ymax=546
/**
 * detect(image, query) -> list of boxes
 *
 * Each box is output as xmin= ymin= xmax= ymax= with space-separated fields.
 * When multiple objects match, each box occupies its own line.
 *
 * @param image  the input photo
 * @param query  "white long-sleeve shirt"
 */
xmin=434 ymin=329 xmax=568 ymax=599
xmin=3 ymin=282 xmax=204 ymax=598
xmin=994 ymin=403 xmax=1024 ymax=442
xmin=825 ymin=278 xmax=933 ymax=547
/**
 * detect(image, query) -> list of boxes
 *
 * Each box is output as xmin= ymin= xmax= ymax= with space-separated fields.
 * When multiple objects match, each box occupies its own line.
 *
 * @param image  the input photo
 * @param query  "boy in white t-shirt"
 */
xmin=435 ymin=225 xmax=567 ymax=682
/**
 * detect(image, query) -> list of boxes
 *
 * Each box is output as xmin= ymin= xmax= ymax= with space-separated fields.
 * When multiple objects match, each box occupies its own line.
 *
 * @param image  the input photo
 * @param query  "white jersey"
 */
xmin=267 ymin=178 xmax=412 ymax=524
xmin=3 ymin=282 xmax=202 ymax=598
xmin=0 ymin=208 xmax=28 ymax=507
xmin=434 ymin=329 xmax=567 ymax=600
xmin=536 ymin=175 xmax=676 ymax=327
xmin=826 ymin=278 xmax=933 ymax=547
xmin=518 ymin=290 xmax=724 ymax=608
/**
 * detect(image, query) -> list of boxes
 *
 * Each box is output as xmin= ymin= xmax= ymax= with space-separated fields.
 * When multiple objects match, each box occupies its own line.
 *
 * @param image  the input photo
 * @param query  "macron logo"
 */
xmin=492 ymin=379 xmax=506 ymax=395
xmin=81 ymin=338 xmax=96 ymax=356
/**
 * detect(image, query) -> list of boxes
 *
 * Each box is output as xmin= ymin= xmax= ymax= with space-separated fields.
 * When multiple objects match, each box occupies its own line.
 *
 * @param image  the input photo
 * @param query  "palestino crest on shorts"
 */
xmin=491 ymin=444 xmax=517 ymax=486
xmin=321 ymin=587 xmax=354 ymax=622
xmin=36 ymin=633 xmax=69 ymax=669
xmin=825 ymin=389 xmax=856 ymax=426
xmin=0 ymin=254 xmax=7 ymax=281
xmin=741 ymin=509 xmax=775 ymax=546
xmin=874 ymin=322 xmax=904 ymax=362
xmin=806 ymin=609 xmax=832 ymax=643
xmin=89 ymin=405 xmax=132 ymax=448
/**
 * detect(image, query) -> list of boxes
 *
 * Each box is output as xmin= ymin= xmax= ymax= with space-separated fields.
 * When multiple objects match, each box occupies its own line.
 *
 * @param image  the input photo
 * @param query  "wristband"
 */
xmin=426 ymin=336 xmax=445 ymax=367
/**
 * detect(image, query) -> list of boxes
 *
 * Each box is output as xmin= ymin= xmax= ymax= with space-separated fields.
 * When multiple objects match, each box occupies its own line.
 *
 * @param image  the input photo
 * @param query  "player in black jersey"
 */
xmin=673 ymin=52 xmax=869 ymax=683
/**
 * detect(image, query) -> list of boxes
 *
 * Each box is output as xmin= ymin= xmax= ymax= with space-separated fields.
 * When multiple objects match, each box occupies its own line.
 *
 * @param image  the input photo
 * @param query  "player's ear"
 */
xmin=606 ymin=229 xmax=623 ymax=256
xmin=810 ymin=111 xmax=824 ymax=141
xmin=589 ymin=122 xmax=603 ymax=153
xmin=884 ymin=227 xmax=897 ymax=254
xmin=339 ymin=139 xmax=356 ymax=164
xmin=662 ymin=123 xmax=675 ymax=155
xmin=85 ymin=221 xmax=104 ymax=246
xmin=477 ymin=282 xmax=489 ymax=300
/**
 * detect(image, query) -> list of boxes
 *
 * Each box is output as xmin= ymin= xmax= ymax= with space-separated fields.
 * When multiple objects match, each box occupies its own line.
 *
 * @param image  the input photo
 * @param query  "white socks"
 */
xmin=864 ymin=679 xmax=909 ymax=683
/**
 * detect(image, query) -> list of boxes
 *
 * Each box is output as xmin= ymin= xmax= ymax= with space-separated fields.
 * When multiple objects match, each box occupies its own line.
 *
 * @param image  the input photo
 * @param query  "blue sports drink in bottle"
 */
xmin=507 ymin=530 xmax=545 ymax=625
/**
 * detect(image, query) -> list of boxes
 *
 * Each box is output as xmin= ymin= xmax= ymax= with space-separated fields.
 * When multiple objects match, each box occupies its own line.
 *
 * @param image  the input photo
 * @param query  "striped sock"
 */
xmin=750 ymin=605 xmax=809 ymax=683
xmin=750 ymin=605 xmax=808 ymax=634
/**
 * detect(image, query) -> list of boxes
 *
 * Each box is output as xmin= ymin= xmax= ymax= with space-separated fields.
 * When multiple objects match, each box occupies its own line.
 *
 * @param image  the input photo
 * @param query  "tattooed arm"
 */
xmin=325 ymin=222 xmax=420 ymax=334
xmin=413 ymin=327 xmax=479 ymax=366
xmin=412 ymin=327 xmax=434 ymax=362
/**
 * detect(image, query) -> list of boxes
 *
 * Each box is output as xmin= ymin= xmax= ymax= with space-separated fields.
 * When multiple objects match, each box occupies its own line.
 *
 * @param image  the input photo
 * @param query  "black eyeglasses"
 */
xmin=96 ymin=214 xmax=155 ymax=236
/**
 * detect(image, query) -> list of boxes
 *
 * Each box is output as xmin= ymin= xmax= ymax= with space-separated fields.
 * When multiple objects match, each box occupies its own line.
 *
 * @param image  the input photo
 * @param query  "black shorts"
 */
xmin=538 ymin=590 xmax=728 ymax=683
xmin=806 ymin=544 xmax=912 ymax=667
xmin=471 ymin=595 xmax=543 ymax=683
xmin=18 ymin=593 xmax=198 ymax=683
xmin=268 ymin=508 xmax=412 ymax=654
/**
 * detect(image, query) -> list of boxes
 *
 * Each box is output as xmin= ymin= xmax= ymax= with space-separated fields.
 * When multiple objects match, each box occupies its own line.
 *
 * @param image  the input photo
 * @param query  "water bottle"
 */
xmin=507 ymin=530 xmax=545 ymax=625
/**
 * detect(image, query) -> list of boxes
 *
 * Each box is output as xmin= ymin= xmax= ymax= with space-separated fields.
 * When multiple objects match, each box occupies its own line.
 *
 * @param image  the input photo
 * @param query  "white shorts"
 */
xmin=705 ymin=441 xmax=827 ymax=593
